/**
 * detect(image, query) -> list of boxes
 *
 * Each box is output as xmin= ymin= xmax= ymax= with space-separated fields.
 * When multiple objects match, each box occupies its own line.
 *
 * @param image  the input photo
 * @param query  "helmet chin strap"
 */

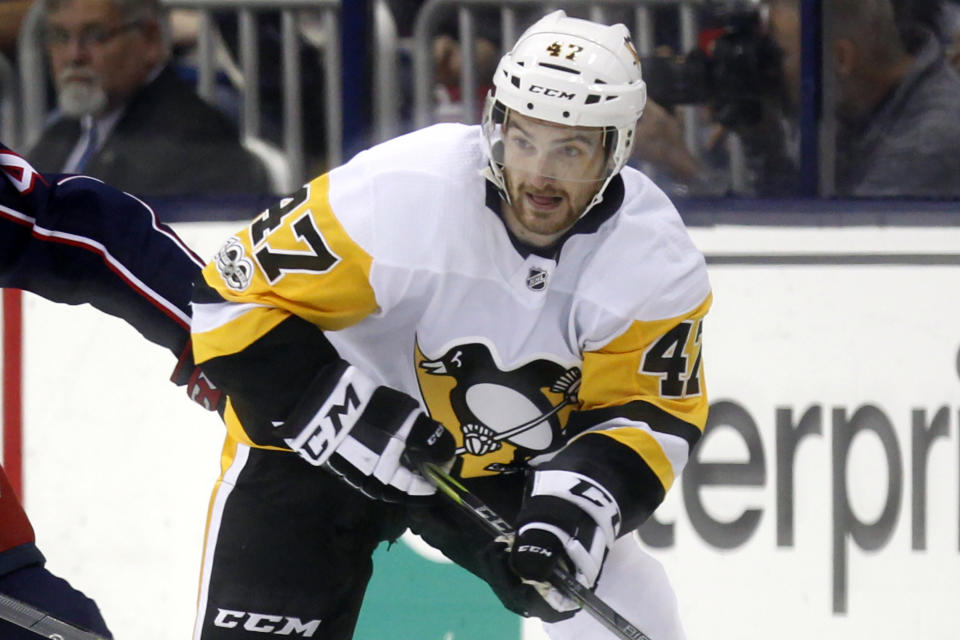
xmin=481 ymin=164 xmax=511 ymax=205
xmin=580 ymin=166 xmax=618 ymax=220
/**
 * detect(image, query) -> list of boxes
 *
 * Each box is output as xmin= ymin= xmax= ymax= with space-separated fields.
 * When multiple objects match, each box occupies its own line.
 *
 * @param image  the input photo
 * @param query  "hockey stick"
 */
xmin=420 ymin=463 xmax=653 ymax=640
xmin=0 ymin=592 xmax=108 ymax=640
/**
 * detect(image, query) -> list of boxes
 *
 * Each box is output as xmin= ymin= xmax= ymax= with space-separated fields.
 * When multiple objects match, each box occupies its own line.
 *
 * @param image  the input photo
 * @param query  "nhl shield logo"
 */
xmin=526 ymin=267 xmax=548 ymax=291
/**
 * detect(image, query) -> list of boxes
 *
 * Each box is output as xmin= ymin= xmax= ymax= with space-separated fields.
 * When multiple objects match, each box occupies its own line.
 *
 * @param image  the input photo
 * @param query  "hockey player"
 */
xmin=191 ymin=11 xmax=711 ymax=640
xmin=0 ymin=463 xmax=113 ymax=639
xmin=0 ymin=144 xmax=219 ymax=638
xmin=2 ymin=11 xmax=711 ymax=639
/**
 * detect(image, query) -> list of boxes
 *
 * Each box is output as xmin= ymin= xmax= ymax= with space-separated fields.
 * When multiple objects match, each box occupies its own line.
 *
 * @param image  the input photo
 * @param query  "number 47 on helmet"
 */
xmin=482 ymin=10 xmax=648 ymax=218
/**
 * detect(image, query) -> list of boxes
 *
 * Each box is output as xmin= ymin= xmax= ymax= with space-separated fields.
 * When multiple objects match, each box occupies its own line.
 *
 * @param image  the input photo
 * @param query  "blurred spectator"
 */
xmin=892 ymin=0 xmax=952 ymax=43
xmin=830 ymin=0 xmax=960 ymax=196
xmin=382 ymin=3 xmax=686 ymax=129
xmin=904 ymin=0 xmax=960 ymax=71
xmin=27 ymin=0 xmax=271 ymax=196
xmin=755 ymin=0 xmax=960 ymax=196
xmin=385 ymin=0 xmax=504 ymax=124
xmin=635 ymin=0 xmax=960 ymax=198
xmin=732 ymin=0 xmax=803 ymax=195
xmin=628 ymin=4 xmax=795 ymax=196
xmin=632 ymin=99 xmax=702 ymax=187
xmin=631 ymin=99 xmax=732 ymax=196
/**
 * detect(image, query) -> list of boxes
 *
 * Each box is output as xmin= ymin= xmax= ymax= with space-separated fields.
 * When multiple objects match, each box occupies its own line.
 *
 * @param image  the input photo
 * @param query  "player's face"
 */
xmin=500 ymin=113 xmax=608 ymax=247
xmin=44 ymin=0 xmax=163 ymax=116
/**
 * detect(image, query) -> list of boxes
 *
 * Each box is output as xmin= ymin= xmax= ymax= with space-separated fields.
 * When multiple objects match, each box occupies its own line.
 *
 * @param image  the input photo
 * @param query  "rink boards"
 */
xmin=1 ymin=220 xmax=958 ymax=640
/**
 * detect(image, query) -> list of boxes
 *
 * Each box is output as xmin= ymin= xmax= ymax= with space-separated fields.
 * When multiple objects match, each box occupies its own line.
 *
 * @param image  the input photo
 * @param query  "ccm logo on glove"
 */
xmin=510 ymin=467 xmax=622 ymax=612
xmin=278 ymin=360 xmax=455 ymax=501
xmin=282 ymin=366 xmax=374 ymax=465
xmin=425 ymin=423 xmax=447 ymax=446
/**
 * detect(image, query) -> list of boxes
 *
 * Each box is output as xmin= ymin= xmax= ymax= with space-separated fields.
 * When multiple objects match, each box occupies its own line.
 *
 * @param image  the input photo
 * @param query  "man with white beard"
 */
xmin=27 ymin=0 xmax=271 ymax=196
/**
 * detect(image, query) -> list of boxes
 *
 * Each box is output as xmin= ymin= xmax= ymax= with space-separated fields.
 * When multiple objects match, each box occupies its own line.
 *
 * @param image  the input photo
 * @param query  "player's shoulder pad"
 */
xmin=576 ymin=166 xmax=710 ymax=322
xmin=325 ymin=124 xmax=488 ymax=261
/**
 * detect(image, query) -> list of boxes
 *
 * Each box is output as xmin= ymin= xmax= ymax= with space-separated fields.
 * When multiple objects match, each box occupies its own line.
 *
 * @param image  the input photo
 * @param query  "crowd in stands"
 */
xmin=630 ymin=0 xmax=960 ymax=197
xmin=2 ymin=0 xmax=960 ymax=201
xmin=30 ymin=0 xmax=270 ymax=196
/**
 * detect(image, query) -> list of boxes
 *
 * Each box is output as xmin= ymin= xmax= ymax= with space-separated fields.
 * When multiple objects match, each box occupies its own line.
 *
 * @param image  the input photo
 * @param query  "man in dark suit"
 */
xmin=28 ymin=0 xmax=272 ymax=197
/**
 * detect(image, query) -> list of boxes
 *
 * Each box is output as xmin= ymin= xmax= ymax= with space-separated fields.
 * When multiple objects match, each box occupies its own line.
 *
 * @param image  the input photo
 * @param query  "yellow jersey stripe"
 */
xmin=192 ymin=301 xmax=291 ymax=363
xmin=201 ymin=173 xmax=379 ymax=332
xmin=581 ymin=293 xmax=712 ymax=428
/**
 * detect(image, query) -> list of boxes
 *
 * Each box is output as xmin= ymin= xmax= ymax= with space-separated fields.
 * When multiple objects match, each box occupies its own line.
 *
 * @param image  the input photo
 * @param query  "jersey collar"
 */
xmin=484 ymin=174 xmax=626 ymax=260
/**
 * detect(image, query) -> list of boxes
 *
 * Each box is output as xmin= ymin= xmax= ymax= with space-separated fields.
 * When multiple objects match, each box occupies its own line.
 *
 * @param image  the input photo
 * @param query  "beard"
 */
xmin=509 ymin=183 xmax=570 ymax=229
xmin=56 ymin=69 xmax=108 ymax=118
xmin=505 ymin=173 xmax=601 ymax=234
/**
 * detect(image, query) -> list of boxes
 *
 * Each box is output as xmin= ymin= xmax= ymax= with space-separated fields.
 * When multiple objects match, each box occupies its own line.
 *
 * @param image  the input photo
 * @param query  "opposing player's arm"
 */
xmin=0 ymin=145 xmax=203 ymax=356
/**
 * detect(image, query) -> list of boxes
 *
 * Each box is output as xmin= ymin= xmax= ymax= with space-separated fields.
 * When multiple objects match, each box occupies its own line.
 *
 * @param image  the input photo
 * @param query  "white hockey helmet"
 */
xmin=482 ymin=10 xmax=647 ymax=212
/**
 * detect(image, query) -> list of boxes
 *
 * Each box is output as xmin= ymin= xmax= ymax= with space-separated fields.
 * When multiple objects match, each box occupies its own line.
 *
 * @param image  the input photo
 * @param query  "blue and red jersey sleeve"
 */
xmin=0 ymin=144 xmax=204 ymax=356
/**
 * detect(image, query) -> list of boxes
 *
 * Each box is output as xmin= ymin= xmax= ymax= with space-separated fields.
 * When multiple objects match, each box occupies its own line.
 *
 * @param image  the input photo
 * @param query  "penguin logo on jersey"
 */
xmin=415 ymin=340 xmax=580 ymax=477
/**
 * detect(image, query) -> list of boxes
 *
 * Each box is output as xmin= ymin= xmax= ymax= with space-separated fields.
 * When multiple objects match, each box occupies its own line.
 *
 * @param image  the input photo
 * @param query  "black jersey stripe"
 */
xmin=200 ymin=314 xmax=341 ymax=445
xmin=566 ymin=400 xmax=702 ymax=451
xmin=540 ymin=432 xmax=666 ymax=533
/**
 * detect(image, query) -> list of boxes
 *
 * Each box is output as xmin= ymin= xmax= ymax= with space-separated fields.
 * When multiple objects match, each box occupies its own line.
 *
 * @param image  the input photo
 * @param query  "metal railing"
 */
xmin=13 ymin=0 xmax=757 ymax=193
xmin=16 ymin=0 xmax=341 ymax=190
xmin=372 ymin=0 xmax=400 ymax=144
xmin=411 ymin=0 xmax=759 ymax=193
xmin=411 ymin=0 xmax=706 ymax=129
xmin=167 ymin=0 xmax=342 ymax=186
xmin=0 ymin=52 xmax=19 ymax=148
xmin=16 ymin=2 xmax=46 ymax=149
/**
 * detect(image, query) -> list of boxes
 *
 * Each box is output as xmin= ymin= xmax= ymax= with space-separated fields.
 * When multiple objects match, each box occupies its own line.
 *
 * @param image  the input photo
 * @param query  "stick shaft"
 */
xmin=0 ymin=593 xmax=107 ymax=640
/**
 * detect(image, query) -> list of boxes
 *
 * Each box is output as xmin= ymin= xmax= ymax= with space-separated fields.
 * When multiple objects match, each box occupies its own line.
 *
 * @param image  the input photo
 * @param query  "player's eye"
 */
xmin=509 ymin=134 xmax=534 ymax=152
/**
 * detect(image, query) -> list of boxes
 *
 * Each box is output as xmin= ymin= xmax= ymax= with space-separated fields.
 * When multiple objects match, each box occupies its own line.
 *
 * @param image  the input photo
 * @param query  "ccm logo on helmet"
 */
xmin=529 ymin=84 xmax=576 ymax=100
xmin=213 ymin=609 xmax=321 ymax=637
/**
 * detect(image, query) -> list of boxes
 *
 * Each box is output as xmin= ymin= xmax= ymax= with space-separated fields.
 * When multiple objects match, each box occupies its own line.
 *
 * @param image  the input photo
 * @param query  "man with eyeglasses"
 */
xmin=27 ymin=0 xmax=271 ymax=197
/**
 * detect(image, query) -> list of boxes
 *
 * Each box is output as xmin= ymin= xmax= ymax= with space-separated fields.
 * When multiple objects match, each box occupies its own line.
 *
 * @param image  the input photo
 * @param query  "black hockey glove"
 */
xmin=276 ymin=360 xmax=455 ymax=502
xmin=509 ymin=469 xmax=621 ymax=613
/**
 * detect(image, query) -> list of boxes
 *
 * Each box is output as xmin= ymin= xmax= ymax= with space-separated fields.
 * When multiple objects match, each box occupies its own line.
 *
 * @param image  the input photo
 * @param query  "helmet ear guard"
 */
xmin=482 ymin=10 xmax=647 ymax=215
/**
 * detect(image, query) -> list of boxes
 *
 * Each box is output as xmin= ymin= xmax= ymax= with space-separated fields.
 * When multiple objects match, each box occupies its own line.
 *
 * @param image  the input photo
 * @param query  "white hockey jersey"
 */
xmin=192 ymin=123 xmax=711 ymax=531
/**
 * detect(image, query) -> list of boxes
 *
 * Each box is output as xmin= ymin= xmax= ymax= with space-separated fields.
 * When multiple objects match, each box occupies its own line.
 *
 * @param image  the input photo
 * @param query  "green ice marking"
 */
xmin=354 ymin=535 xmax=520 ymax=640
